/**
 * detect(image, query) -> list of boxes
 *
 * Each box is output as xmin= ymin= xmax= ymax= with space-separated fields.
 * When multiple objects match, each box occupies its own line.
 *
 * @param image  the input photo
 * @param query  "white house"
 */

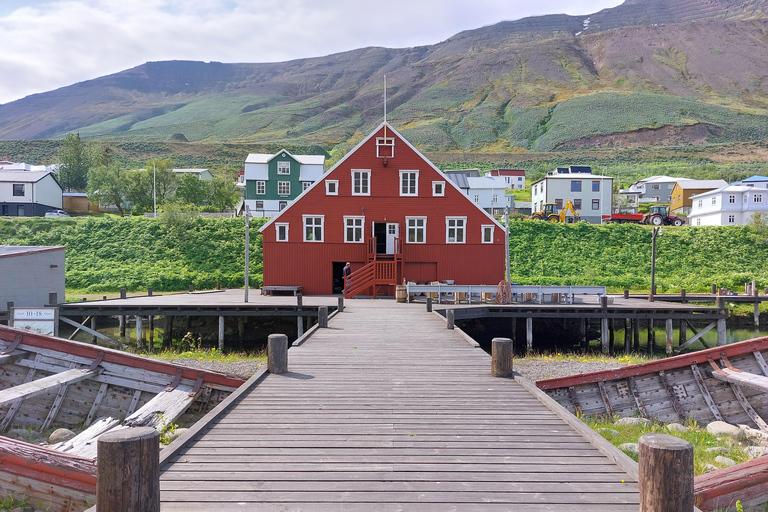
xmin=488 ymin=169 xmax=526 ymax=190
xmin=688 ymin=178 xmax=768 ymax=226
xmin=465 ymin=175 xmax=513 ymax=214
xmin=172 ymin=168 xmax=214 ymax=180
xmin=530 ymin=168 xmax=613 ymax=224
xmin=0 ymin=171 xmax=63 ymax=217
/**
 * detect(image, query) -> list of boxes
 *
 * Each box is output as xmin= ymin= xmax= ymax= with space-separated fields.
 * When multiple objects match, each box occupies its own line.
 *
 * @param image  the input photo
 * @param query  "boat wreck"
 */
xmin=0 ymin=324 xmax=245 ymax=511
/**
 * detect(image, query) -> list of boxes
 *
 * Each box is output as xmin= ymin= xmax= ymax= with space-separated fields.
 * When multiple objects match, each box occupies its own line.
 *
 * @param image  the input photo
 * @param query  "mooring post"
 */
xmin=511 ymin=317 xmax=517 ymax=344
xmin=638 ymin=433 xmax=694 ymax=512
xmin=318 ymin=306 xmax=328 ymax=328
xmin=711 ymin=283 xmax=717 ymax=295
xmin=97 ymin=427 xmax=159 ymax=512
xmin=623 ymin=289 xmax=629 ymax=300
xmin=446 ymin=309 xmax=455 ymax=330
xmin=647 ymin=318 xmax=654 ymax=356
xmin=218 ymin=316 xmax=225 ymax=351
xmin=267 ymin=333 xmax=288 ymax=374
xmin=147 ymin=287 xmax=153 ymax=297
xmin=754 ymin=284 xmax=760 ymax=327
xmin=526 ymin=317 xmax=533 ymax=353
xmin=491 ymin=337 xmax=514 ymax=377
xmin=188 ymin=284 xmax=194 ymax=293
xmin=600 ymin=296 xmax=609 ymax=355
xmin=665 ymin=318 xmax=673 ymax=356
xmin=120 ymin=288 xmax=127 ymax=299
xmin=717 ymin=318 xmax=727 ymax=345
xmin=296 ymin=293 xmax=303 ymax=306
xmin=426 ymin=297 xmax=432 ymax=312
xmin=338 ymin=296 xmax=344 ymax=313
xmin=135 ymin=316 xmax=143 ymax=350
xmin=91 ymin=316 xmax=97 ymax=344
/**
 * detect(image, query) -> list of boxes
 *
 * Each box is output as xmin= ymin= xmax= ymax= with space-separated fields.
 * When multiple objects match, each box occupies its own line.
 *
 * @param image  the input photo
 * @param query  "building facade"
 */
xmin=0 ymin=171 xmax=63 ymax=217
xmin=0 ymin=246 xmax=65 ymax=307
xmin=688 ymin=181 xmax=768 ymax=226
xmin=670 ymin=180 xmax=728 ymax=215
xmin=243 ymin=151 xmax=325 ymax=218
xmin=259 ymin=124 xmax=506 ymax=296
xmin=465 ymin=176 xmax=513 ymax=214
xmin=530 ymin=168 xmax=613 ymax=224
xmin=489 ymin=169 xmax=526 ymax=189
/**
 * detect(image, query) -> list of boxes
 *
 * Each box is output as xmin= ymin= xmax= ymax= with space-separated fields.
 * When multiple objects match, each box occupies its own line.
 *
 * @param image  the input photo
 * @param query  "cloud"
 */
xmin=0 ymin=0 xmax=621 ymax=104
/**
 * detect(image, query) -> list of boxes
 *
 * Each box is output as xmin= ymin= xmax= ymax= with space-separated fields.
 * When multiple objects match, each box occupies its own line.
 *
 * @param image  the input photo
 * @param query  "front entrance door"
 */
xmin=385 ymin=223 xmax=398 ymax=254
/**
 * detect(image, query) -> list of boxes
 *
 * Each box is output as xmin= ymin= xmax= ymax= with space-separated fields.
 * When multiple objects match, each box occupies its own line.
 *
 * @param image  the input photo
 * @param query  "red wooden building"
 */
xmin=259 ymin=123 xmax=506 ymax=296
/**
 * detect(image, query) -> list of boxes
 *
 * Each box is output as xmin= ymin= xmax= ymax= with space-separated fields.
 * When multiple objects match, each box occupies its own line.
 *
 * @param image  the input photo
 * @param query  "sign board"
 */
xmin=10 ymin=307 xmax=59 ymax=336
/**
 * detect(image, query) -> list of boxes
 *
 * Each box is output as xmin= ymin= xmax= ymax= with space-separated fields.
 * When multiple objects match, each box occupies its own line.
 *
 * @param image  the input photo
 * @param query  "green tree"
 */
xmin=175 ymin=174 xmax=209 ymax=205
xmin=207 ymin=177 xmax=241 ymax=211
xmin=58 ymin=133 xmax=91 ymax=191
xmin=150 ymin=159 xmax=178 ymax=204
xmin=125 ymin=169 xmax=154 ymax=214
xmin=88 ymin=163 xmax=130 ymax=216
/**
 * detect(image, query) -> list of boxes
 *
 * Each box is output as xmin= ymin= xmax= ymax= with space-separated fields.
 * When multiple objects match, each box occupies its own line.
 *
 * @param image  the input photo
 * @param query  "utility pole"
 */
xmin=152 ymin=158 xmax=157 ymax=218
xmin=244 ymin=205 xmax=251 ymax=303
xmin=505 ymin=198 xmax=511 ymax=283
xmin=650 ymin=226 xmax=661 ymax=301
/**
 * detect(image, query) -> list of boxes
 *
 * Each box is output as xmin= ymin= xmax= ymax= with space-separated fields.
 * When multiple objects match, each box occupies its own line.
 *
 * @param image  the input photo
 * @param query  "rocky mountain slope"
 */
xmin=1 ymin=0 xmax=767 ymax=152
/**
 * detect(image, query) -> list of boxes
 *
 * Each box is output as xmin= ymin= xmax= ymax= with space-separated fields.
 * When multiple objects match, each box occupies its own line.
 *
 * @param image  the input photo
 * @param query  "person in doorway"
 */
xmin=343 ymin=262 xmax=352 ymax=290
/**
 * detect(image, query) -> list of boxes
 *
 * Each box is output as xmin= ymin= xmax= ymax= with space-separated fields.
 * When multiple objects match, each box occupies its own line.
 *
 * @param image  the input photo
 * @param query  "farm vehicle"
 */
xmin=530 ymin=200 xmax=580 ymax=223
xmin=602 ymin=205 xmax=685 ymax=226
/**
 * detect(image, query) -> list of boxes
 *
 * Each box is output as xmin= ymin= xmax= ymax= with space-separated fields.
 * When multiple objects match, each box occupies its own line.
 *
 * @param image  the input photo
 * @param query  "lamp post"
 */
xmin=152 ymin=158 xmax=157 ymax=218
xmin=244 ymin=204 xmax=251 ymax=303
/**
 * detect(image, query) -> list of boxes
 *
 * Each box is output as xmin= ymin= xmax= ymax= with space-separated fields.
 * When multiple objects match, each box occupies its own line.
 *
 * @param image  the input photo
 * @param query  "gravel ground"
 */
xmin=170 ymin=358 xmax=627 ymax=383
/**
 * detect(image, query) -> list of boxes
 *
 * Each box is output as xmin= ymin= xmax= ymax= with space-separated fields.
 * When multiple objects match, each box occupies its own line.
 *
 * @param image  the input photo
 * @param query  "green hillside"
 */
xmin=1 ymin=217 xmax=765 ymax=294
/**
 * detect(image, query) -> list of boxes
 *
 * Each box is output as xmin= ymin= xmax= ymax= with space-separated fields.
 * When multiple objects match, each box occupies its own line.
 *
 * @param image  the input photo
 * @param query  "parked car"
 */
xmin=44 ymin=209 xmax=70 ymax=217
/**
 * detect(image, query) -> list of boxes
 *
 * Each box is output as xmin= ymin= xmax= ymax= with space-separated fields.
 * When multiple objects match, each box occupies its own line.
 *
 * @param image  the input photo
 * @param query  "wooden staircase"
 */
xmin=344 ymin=237 xmax=402 ymax=299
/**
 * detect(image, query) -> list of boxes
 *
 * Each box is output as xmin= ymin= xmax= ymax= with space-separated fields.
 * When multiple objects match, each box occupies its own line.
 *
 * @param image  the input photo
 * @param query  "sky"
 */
xmin=0 ymin=0 xmax=623 ymax=105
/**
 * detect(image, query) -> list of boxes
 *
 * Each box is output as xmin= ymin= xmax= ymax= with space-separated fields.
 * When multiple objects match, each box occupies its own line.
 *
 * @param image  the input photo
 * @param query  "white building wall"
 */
xmin=0 ymin=247 xmax=65 ymax=307
xmin=244 ymin=163 xmax=269 ymax=181
xmin=531 ymin=175 xmax=613 ymax=223
xmin=34 ymin=175 xmax=63 ymax=208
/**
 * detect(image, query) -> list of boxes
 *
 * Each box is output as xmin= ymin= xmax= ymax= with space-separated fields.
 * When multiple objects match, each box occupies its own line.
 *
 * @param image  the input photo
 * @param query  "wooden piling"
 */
xmin=491 ymin=338 xmax=514 ymax=377
xmin=296 ymin=293 xmax=303 ymax=306
xmin=680 ymin=320 xmax=687 ymax=350
xmin=446 ymin=310 xmax=455 ymax=330
xmin=624 ymin=318 xmax=631 ymax=355
xmin=633 ymin=318 xmax=640 ymax=352
xmin=338 ymin=296 xmax=344 ymax=313
xmin=136 ymin=316 xmax=143 ymax=350
xmin=623 ymin=289 xmax=629 ymax=299
xmin=754 ymin=284 xmax=760 ymax=327
xmin=119 ymin=315 xmax=125 ymax=337
xmin=666 ymin=318 xmax=673 ymax=356
xmin=91 ymin=316 xmax=97 ymax=344
xmin=718 ymin=318 xmax=727 ymax=346
xmin=164 ymin=316 xmax=173 ymax=348
xmin=680 ymin=289 xmax=687 ymax=304
xmin=647 ymin=318 xmax=654 ymax=356
xmin=297 ymin=316 xmax=304 ymax=337
xmin=580 ymin=318 xmax=587 ymax=353
xmin=147 ymin=287 xmax=153 ymax=297
xmin=120 ymin=289 xmax=127 ymax=299
xmin=601 ymin=317 xmax=609 ymax=355
xmin=526 ymin=317 xmax=533 ymax=353
xmin=97 ymin=427 xmax=159 ymax=512
xmin=148 ymin=316 xmax=154 ymax=349
xmin=711 ymin=283 xmax=717 ymax=295
xmin=638 ymin=433 xmax=693 ymax=512
xmin=318 ymin=306 xmax=328 ymax=328
xmin=267 ymin=333 xmax=288 ymax=374
xmin=218 ymin=316 xmax=225 ymax=351
xmin=238 ymin=317 xmax=245 ymax=341
xmin=609 ymin=318 xmax=615 ymax=355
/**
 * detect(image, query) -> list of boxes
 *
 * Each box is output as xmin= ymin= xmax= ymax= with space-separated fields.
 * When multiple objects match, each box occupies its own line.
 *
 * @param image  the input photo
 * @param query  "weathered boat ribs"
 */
xmin=690 ymin=364 xmax=724 ymax=422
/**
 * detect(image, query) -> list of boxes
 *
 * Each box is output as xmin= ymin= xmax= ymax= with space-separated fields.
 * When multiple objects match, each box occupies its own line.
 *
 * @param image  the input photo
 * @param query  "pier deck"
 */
xmin=159 ymin=300 xmax=640 ymax=511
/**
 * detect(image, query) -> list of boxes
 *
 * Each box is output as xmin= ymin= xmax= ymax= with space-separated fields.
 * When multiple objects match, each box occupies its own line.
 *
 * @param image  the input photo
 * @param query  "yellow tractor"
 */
xmin=530 ymin=200 xmax=581 ymax=223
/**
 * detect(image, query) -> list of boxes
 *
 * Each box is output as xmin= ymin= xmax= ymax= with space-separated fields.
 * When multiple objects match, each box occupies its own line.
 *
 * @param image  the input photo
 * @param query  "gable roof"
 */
xmin=259 ymin=122 xmax=504 ymax=232
xmin=674 ymin=179 xmax=728 ymax=190
xmin=741 ymin=175 xmax=768 ymax=183
xmin=245 ymin=150 xmax=325 ymax=166
xmin=0 ymin=171 xmax=53 ymax=184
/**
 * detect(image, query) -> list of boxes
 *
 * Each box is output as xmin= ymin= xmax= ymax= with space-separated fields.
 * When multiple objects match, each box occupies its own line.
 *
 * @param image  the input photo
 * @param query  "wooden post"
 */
xmin=48 ymin=293 xmax=57 ymax=305
xmin=148 ymin=316 xmax=154 ymax=349
xmin=136 ymin=316 xmax=143 ymax=350
xmin=580 ymin=318 xmax=587 ymax=353
xmin=318 ymin=306 xmax=328 ymax=328
xmin=218 ymin=316 xmax=225 ymax=351
xmin=164 ymin=316 xmax=173 ymax=348
xmin=147 ymin=287 xmax=153 ymax=297
xmin=297 ymin=316 xmax=304 ymax=337
xmin=711 ymin=283 xmax=717 ymax=295
xmin=120 ymin=288 xmax=127 ymax=299
xmin=623 ymin=289 xmax=629 ymax=300
xmin=526 ymin=317 xmax=533 ymax=353
xmin=446 ymin=310 xmax=455 ymax=330
xmin=238 ymin=317 xmax=245 ymax=342
xmin=717 ymin=318 xmax=727 ymax=346
xmin=680 ymin=320 xmax=687 ymax=350
xmin=609 ymin=318 xmax=615 ymax=355
xmin=6 ymin=301 xmax=14 ymax=313
xmin=647 ymin=318 xmax=654 ymax=356
xmin=97 ymin=427 xmax=159 ymax=512
xmin=601 ymin=317 xmax=609 ymax=355
xmin=91 ymin=317 xmax=97 ymax=344
xmin=296 ymin=293 xmax=303 ymax=306
xmin=337 ymin=296 xmax=344 ymax=313
xmin=267 ymin=333 xmax=288 ymax=374
xmin=680 ymin=289 xmax=686 ymax=304
xmin=754 ymin=284 xmax=760 ymax=327
xmin=119 ymin=315 xmax=125 ymax=337
xmin=426 ymin=297 xmax=432 ymax=312
xmin=188 ymin=284 xmax=194 ymax=293
xmin=638 ymin=433 xmax=693 ymax=512
xmin=624 ymin=318 xmax=631 ymax=355
xmin=666 ymin=318 xmax=673 ymax=356
xmin=491 ymin=337 xmax=513 ymax=377
xmin=633 ymin=317 xmax=640 ymax=352
xmin=511 ymin=317 xmax=517 ymax=344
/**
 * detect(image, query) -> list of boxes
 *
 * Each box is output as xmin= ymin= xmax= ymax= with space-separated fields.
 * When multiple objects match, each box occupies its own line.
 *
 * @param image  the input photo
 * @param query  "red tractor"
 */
xmin=642 ymin=205 xmax=685 ymax=226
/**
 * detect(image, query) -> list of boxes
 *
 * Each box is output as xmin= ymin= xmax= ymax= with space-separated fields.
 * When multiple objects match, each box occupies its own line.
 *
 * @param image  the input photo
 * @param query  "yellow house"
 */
xmin=670 ymin=180 xmax=728 ymax=215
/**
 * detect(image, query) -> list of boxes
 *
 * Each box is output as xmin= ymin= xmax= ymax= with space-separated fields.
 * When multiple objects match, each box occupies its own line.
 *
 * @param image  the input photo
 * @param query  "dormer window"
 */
xmin=376 ymin=137 xmax=394 ymax=158
xmin=277 ymin=161 xmax=290 ymax=175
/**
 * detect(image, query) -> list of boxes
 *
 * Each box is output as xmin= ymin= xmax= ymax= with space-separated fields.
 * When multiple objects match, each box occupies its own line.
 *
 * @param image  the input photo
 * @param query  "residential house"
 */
xmin=530 ymin=167 xmax=613 ymax=224
xmin=442 ymin=169 xmax=481 ymax=195
xmin=465 ymin=175 xmax=513 ymax=215
xmin=623 ymin=176 xmax=693 ymax=206
xmin=489 ymin=169 xmax=526 ymax=189
xmin=0 ymin=246 xmax=65 ymax=307
xmin=0 ymin=162 xmax=57 ymax=174
xmin=243 ymin=151 xmax=325 ymax=217
xmin=0 ymin=171 xmax=63 ymax=217
xmin=688 ymin=177 xmax=768 ymax=226
xmin=670 ymin=179 xmax=729 ymax=215
xmin=259 ymin=123 xmax=506 ymax=296
xmin=172 ymin=168 xmax=214 ymax=180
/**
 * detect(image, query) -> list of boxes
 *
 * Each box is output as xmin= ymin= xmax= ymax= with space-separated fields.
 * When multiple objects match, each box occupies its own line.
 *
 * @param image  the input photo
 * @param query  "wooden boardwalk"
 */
xmin=159 ymin=300 xmax=640 ymax=511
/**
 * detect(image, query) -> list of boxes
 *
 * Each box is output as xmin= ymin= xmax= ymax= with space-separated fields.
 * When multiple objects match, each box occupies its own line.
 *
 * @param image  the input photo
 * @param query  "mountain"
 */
xmin=2 ymin=0 xmax=768 ymax=153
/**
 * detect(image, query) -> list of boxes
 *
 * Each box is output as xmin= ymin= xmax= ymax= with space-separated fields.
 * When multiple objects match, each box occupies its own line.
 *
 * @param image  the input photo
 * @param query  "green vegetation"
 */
xmin=0 ymin=493 xmax=29 ymax=511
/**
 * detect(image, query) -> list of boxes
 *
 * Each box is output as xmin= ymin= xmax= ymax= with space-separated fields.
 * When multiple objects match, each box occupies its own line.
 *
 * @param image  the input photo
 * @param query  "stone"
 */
xmin=597 ymin=428 xmax=620 ymax=438
xmin=703 ymin=463 xmax=720 ymax=473
xmin=715 ymin=455 xmax=737 ymax=467
xmin=705 ymin=446 xmax=729 ymax=454
xmin=706 ymin=421 xmax=745 ymax=440
xmin=619 ymin=442 xmax=639 ymax=455
xmin=746 ymin=446 xmax=768 ymax=459
xmin=615 ymin=417 xmax=652 ymax=427
xmin=666 ymin=422 xmax=690 ymax=433
xmin=48 ymin=428 xmax=76 ymax=444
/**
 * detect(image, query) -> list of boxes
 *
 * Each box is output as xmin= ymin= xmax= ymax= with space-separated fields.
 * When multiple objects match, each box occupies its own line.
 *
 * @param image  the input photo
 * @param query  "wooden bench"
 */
xmin=261 ymin=286 xmax=303 ymax=296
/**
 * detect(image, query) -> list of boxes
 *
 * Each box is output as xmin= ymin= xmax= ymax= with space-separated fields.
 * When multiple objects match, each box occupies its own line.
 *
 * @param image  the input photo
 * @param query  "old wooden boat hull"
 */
xmin=0 ymin=325 xmax=245 ymax=511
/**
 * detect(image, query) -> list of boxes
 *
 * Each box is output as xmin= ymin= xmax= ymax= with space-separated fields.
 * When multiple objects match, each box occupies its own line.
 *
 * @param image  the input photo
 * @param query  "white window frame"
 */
xmin=302 ymin=181 xmax=311 ymax=191
xmin=343 ymin=216 xmax=365 ymax=243
xmin=351 ymin=169 xmax=371 ymax=196
xmin=728 ymin=215 xmax=735 ymax=224
xmin=279 ymin=201 xmax=287 ymax=211
xmin=303 ymin=215 xmax=324 ymax=242
xmin=481 ymin=225 xmax=494 ymax=244
xmin=277 ymin=161 xmax=291 ymax=175
xmin=445 ymin=216 xmax=467 ymax=244
xmin=729 ymin=195 xmax=736 ymax=204
xmin=492 ymin=194 xmax=498 ymax=204
xmin=255 ymin=181 xmax=265 ymax=195
xmin=277 ymin=181 xmax=290 ymax=196
xmin=432 ymin=181 xmax=445 ymax=197
xmin=276 ymin=223 xmax=289 ymax=242
xmin=400 ymin=170 xmax=419 ymax=196
xmin=325 ymin=180 xmax=338 ymax=195
xmin=711 ymin=197 xmax=717 ymax=205
xmin=473 ymin=195 xmax=479 ymax=203
xmin=405 ymin=216 xmax=426 ymax=244
xmin=255 ymin=200 xmax=264 ymax=209
xmin=376 ymin=137 xmax=395 ymax=158
xmin=755 ymin=194 xmax=763 ymax=203
xmin=698 ymin=199 xmax=703 ymax=208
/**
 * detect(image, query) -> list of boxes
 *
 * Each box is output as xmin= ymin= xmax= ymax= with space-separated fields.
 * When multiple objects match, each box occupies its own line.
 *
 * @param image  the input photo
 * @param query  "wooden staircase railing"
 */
xmin=344 ymin=260 xmax=399 ymax=299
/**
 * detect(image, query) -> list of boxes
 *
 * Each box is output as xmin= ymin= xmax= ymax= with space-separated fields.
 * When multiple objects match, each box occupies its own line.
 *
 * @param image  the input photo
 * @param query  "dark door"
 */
xmin=332 ymin=261 xmax=346 ymax=294
xmin=373 ymin=223 xmax=387 ymax=254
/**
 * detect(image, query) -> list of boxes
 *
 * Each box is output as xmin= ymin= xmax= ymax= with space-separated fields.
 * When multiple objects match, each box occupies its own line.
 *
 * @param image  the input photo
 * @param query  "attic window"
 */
xmin=376 ymin=137 xmax=394 ymax=158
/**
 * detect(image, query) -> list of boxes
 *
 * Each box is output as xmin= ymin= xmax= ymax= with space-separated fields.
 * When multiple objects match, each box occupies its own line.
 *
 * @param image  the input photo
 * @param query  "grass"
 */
xmin=517 ymin=351 xmax=651 ymax=365
xmin=148 ymin=347 xmax=266 ymax=363
xmin=583 ymin=416 xmax=751 ymax=476
xmin=0 ymin=493 xmax=29 ymax=511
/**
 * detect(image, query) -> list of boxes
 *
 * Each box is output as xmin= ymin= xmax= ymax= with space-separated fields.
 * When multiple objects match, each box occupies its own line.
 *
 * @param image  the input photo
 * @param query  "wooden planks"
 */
xmin=0 ymin=367 xmax=101 ymax=408
xmin=159 ymin=300 xmax=640 ymax=510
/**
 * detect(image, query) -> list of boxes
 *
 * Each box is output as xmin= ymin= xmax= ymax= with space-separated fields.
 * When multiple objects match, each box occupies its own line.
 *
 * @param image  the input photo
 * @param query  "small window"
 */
xmin=256 ymin=181 xmax=266 ymax=195
xmin=400 ymin=170 xmax=418 ymax=196
xmin=406 ymin=217 xmax=426 ymax=243
xmin=276 ymin=223 xmax=289 ymax=242
xmin=432 ymin=181 xmax=445 ymax=197
xmin=302 ymin=182 xmax=311 ymax=191
xmin=17 ymin=205 xmax=25 ymax=216
xmin=446 ymin=217 xmax=466 ymax=244
xmin=344 ymin=216 xmax=365 ymax=243
xmin=592 ymin=199 xmax=600 ymax=210
xmin=277 ymin=161 xmax=290 ymax=175
xmin=492 ymin=194 xmax=498 ymax=204
xmin=555 ymin=199 xmax=563 ymax=209
xmin=279 ymin=201 xmax=287 ymax=211
xmin=376 ymin=137 xmax=395 ymax=158
xmin=651 ymin=184 xmax=660 ymax=190
xmin=698 ymin=200 xmax=703 ymax=208
xmin=755 ymin=194 xmax=763 ymax=203
xmin=729 ymin=195 xmax=736 ymax=204
xmin=592 ymin=180 xmax=600 ymax=192
xmin=573 ymin=199 xmax=582 ymax=210
xmin=696 ymin=218 xmax=701 ymax=226
xmin=711 ymin=197 xmax=717 ymax=205
xmin=303 ymin=215 xmax=324 ymax=242
xmin=351 ymin=169 xmax=370 ymax=195
xmin=278 ymin=181 xmax=290 ymax=196
xmin=571 ymin=181 xmax=581 ymax=192
xmin=473 ymin=195 xmax=479 ymax=203
xmin=481 ymin=225 xmax=494 ymax=244
xmin=326 ymin=180 xmax=338 ymax=195
xmin=12 ymin=184 xmax=24 ymax=196
xmin=728 ymin=215 xmax=735 ymax=224
xmin=255 ymin=200 xmax=264 ymax=209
